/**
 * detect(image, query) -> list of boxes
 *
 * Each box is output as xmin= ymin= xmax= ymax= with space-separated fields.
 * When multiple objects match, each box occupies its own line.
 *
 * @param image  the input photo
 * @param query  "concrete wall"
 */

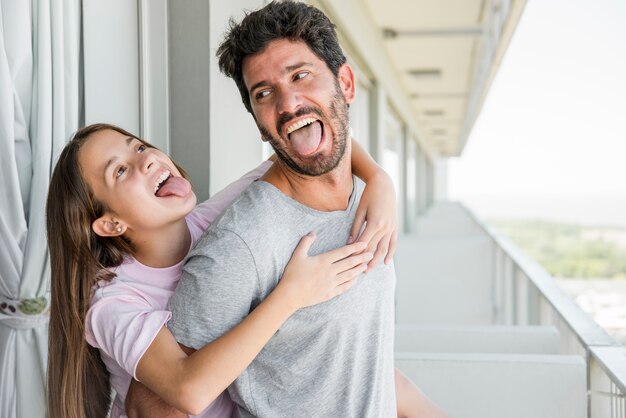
xmin=396 ymin=353 xmax=586 ymax=418
xmin=168 ymin=0 xmax=211 ymax=200
xmin=169 ymin=0 xmax=265 ymax=201
xmin=395 ymin=324 xmax=560 ymax=354
xmin=395 ymin=235 xmax=494 ymax=325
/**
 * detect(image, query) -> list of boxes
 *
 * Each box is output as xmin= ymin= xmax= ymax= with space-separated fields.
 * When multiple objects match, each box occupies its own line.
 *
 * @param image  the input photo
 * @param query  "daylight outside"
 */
xmin=449 ymin=0 xmax=626 ymax=345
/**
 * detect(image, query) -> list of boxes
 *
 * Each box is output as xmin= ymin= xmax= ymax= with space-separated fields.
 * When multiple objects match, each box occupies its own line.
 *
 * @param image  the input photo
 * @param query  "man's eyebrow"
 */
xmin=104 ymin=137 xmax=134 ymax=173
xmin=248 ymin=62 xmax=313 ymax=94
xmin=285 ymin=62 xmax=312 ymax=72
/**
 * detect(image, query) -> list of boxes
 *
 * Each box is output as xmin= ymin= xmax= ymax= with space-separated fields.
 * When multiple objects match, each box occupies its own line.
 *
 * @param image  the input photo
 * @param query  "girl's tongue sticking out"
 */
xmin=155 ymin=176 xmax=192 ymax=197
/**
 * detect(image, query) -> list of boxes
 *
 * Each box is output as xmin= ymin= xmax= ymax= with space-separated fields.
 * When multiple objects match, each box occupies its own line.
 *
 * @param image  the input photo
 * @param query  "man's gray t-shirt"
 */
xmin=168 ymin=178 xmax=396 ymax=417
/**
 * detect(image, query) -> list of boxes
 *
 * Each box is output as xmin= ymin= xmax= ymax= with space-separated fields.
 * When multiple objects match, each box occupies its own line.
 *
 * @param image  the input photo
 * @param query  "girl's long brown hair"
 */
xmin=46 ymin=124 xmax=188 ymax=418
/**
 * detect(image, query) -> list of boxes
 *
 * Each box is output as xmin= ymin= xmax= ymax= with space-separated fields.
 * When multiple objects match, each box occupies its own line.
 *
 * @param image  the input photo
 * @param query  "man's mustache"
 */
xmin=277 ymin=106 xmax=324 ymax=135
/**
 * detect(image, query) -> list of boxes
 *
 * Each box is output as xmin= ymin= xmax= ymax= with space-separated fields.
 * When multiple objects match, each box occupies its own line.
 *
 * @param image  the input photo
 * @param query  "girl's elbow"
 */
xmin=174 ymin=394 xmax=204 ymax=416
xmin=175 ymin=382 xmax=221 ymax=416
xmin=180 ymin=402 xmax=204 ymax=417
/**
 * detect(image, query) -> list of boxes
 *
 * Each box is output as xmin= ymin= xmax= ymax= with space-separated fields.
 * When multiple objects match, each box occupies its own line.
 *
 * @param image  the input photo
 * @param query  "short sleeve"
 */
xmin=85 ymin=285 xmax=171 ymax=380
xmin=190 ymin=161 xmax=273 ymax=230
xmin=168 ymin=227 xmax=259 ymax=350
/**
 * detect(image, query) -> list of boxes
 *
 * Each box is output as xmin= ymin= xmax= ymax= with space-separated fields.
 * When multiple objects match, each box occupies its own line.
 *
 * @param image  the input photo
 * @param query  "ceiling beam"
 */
xmin=383 ymin=26 xmax=484 ymax=39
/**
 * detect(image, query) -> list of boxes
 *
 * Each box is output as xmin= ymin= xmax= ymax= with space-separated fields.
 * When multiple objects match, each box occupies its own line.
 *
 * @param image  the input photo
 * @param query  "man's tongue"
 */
xmin=289 ymin=121 xmax=322 ymax=156
xmin=156 ymin=176 xmax=192 ymax=198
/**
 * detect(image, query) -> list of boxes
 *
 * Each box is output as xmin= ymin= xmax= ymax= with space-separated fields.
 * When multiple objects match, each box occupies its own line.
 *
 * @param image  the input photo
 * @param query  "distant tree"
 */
xmin=490 ymin=220 xmax=626 ymax=279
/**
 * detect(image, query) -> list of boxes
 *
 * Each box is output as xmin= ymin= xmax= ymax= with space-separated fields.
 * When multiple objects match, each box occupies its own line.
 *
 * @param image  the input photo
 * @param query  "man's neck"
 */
xmin=261 ymin=153 xmax=354 ymax=212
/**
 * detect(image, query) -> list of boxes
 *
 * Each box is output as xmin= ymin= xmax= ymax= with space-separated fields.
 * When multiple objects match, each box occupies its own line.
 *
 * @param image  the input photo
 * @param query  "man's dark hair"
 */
xmin=217 ymin=0 xmax=347 ymax=114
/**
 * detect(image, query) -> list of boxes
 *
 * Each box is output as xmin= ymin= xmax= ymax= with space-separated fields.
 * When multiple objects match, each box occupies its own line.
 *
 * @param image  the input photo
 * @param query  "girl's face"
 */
xmin=78 ymin=129 xmax=196 ymax=234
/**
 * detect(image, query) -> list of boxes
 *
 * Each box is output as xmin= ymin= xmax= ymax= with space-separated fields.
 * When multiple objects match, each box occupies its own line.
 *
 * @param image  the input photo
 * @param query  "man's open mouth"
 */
xmin=286 ymin=117 xmax=324 ymax=156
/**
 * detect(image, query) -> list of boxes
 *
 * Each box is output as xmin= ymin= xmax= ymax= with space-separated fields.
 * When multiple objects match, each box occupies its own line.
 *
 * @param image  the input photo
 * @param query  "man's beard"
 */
xmin=256 ymin=87 xmax=350 ymax=177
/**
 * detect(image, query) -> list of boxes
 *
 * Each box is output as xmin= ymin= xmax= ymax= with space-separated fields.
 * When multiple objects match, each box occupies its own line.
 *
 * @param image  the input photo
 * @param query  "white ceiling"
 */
xmin=363 ymin=0 xmax=526 ymax=156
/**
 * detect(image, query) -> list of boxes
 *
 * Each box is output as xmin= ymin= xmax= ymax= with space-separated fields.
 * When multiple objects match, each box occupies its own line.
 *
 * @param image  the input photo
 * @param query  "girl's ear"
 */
xmin=92 ymin=215 xmax=125 ymax=237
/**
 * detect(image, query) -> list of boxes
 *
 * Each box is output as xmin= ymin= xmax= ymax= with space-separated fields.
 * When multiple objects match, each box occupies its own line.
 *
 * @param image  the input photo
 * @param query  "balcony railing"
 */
xmin=467 ymin=208 xmax=626 ymax=418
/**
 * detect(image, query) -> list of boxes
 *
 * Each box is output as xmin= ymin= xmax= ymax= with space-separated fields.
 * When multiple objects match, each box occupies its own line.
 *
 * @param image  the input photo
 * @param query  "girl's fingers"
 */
xmin=333 ymin=277 xmax=358 ymax=297
xmin=348 ymin=209 xmax=367 ymax=244
xmin=356 ymin=219 xmax=390 ymax=250
xmin=332 ymin=252 xmax=373 ymax=274
xmin=334 ymin=263 xmax=368 ymax=286
xmin=323 ymin=241 xmax=367 ymax=263
xmin=362 ymin=228 xmax=387 ymax=256
xmin=292 ymin=232 xmax=317 ymax=258
xmin=384 ymin=229 xmax=398 ymax=265
xmin=367 ymin=233 xmax=390 ymax=272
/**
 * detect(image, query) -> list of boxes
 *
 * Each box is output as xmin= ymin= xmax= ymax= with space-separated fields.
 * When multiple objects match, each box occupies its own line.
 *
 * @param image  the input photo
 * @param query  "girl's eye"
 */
xmin=116 ymin=166 xmax=127 ymax=178
xmin=137 ymin=144 xmax=146 ymax=152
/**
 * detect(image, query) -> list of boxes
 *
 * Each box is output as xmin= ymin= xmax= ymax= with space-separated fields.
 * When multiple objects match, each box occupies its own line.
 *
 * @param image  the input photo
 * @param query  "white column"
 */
xmin=138 ymin=0 xmax=169 ymax=152
xmin=83 ymin=0 xmax=140 ymax=134
xmin=434 ymin=157 xmax=448 ymax=201
xmin=208 ymin=0 xmax=266 ymax=196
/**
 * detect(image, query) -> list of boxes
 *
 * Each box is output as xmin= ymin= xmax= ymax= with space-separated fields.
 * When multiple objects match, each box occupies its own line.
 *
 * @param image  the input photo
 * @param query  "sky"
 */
xmin=448 ymin=0 xmax=626 ymax=227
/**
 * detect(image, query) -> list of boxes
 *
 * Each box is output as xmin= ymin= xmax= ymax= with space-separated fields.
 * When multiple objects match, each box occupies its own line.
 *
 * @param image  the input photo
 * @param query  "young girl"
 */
xmin=46 ymin=124 xmax=445 ymax=418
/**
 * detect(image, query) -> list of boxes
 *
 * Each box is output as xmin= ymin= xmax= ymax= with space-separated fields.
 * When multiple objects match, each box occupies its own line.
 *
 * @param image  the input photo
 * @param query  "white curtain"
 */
xmin=0 ymin=1 xmax=81 ymax=417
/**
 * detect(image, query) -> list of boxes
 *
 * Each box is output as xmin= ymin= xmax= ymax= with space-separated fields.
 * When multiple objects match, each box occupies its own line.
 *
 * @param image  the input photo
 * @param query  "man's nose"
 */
xmin=276 ymin=88 xmax=302 ymax=116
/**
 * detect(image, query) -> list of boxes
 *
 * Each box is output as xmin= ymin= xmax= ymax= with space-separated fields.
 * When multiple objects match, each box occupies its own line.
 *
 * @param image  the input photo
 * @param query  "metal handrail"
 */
xmin=459 ymin=204 xmax=626 ymax=397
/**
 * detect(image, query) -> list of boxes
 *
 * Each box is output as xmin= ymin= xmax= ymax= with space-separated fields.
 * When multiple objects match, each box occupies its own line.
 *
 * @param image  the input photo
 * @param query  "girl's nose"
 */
xmin=140 ymin=151 xmax=156 ymax=173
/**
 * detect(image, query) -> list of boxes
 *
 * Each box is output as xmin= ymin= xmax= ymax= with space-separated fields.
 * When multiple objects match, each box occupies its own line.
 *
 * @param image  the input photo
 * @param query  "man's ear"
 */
xmin=337 ymin=64 xmax=356 ymax=104
xmin=92 ymin=215 xmax=125 ymax=237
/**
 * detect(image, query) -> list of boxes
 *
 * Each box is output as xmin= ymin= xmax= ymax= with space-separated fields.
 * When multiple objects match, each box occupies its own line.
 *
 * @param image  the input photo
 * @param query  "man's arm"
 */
xmin=125 ymin=379 xmax=187 ymax=418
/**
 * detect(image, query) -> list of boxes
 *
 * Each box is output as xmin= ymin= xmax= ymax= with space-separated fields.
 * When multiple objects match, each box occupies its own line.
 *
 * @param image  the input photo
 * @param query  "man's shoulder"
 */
xmin=214 ymin=180 xmax=277 ymax=223
xmin=190 ymin=181 xmax=277 ymax=252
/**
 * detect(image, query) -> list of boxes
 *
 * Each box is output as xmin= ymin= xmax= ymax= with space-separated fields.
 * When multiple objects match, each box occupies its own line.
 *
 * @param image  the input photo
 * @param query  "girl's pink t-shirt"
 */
xmin=85 ymin=161 xmax=272 ymax=418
